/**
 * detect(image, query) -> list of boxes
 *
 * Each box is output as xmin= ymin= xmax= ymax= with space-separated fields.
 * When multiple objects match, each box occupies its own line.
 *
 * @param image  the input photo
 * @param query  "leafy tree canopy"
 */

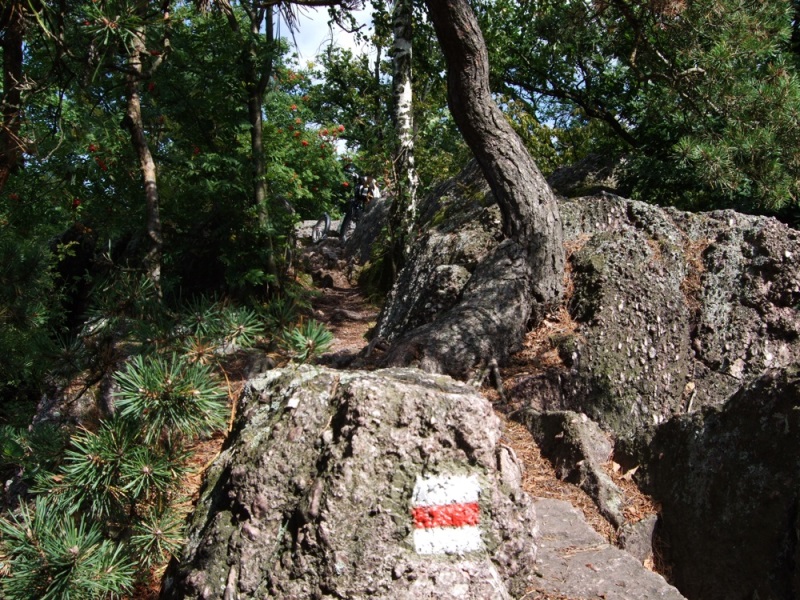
xmin=479 ymin=0 xmax=800 ymax=215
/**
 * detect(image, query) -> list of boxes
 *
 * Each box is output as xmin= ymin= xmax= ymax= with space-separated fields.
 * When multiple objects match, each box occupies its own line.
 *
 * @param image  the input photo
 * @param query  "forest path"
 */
xmin=300 ymin=236 xmax=621 ymax=544
xmin=145 ymin=234 xmax=660 ymax=599
xmin=311 ymin=278 xmax=380 ymax=358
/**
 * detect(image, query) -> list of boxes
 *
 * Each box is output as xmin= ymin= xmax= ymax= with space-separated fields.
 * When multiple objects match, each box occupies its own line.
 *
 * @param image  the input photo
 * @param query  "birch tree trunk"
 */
xmin=383 ymin=0 xmax=565 ymax=378
xmin=389 ymin=0 xmax=419 ymax=261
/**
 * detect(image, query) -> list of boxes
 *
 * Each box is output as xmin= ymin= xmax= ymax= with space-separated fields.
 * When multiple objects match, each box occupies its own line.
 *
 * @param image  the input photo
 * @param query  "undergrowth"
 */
xmin=0 ymin=269 xmax=332 ymax=599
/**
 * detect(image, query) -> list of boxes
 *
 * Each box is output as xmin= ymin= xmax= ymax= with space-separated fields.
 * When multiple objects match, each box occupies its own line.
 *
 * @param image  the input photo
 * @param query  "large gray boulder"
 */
xmin=160 ymin=366 xmax=539 ymax=599
xmin=641 ymin=369 xmax=800 ymax=600
xmin=377 ymin=161 xmax=800 ymax=440
xmin=552 ymin=195 xmax=800 ymax=439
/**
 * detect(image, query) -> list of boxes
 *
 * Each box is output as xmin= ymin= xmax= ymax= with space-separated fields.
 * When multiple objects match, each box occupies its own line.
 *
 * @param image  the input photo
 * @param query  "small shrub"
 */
xmin=114 ymin=353 xmax=228 ymax=446
xmin=281 ymin=319 xmax=334 ymax=363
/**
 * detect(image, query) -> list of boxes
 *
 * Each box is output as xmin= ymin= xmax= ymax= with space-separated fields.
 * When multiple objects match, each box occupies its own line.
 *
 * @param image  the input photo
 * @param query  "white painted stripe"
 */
xmin=411 ymin=474 xmax=481 ymax=507
xmin=413 ymin=525 xmax=484 ymax=555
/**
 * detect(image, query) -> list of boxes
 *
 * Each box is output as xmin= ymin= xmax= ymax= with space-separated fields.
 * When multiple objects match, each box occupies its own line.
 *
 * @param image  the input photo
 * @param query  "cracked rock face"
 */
xmin=553 ymin=197 xmax=800 ymax=438
xmin=160 ymin=366 xmax=538 ymax=600
xmin=643 ymin=369 xmax=800 ymax=600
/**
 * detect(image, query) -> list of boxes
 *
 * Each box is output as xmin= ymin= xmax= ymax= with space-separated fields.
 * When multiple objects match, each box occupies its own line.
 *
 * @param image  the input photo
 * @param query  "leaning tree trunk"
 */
xmin=383 ymin=0 xmax=565 ymax=378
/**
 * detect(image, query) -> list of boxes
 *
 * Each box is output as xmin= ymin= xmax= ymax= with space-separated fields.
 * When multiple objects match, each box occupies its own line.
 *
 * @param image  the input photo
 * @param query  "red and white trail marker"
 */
xmin=411 ymin=474 xmax=484 ymax=555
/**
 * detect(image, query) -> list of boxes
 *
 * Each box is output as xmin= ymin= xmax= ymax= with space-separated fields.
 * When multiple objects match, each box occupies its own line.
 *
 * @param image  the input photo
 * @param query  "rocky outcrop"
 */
xmin=161 ymin=366 xmax=540 ymax=599
xmin=641 ymin=369 xmax=800 ymax=600
xmin=287 ymin=159 xmax=800 ymax=600
xmin=377 ymin=161 xmax=800 ymax=439
xmin=551 ymin=196 xmax=800 ymax=439
xmin=371 ymin=161 xmax=800 ymax=599
xmin=375 ymin=161 xmax=504 ymax=348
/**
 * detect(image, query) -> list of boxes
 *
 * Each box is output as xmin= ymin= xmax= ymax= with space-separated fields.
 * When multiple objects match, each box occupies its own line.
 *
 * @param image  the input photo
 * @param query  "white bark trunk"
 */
xmin=391 ymin=0 xmax=419 ymax=258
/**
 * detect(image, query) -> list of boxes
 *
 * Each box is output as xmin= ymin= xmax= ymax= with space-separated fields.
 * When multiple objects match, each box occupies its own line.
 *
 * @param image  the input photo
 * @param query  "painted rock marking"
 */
xmin=411 ymin=474 xmax=484 ymax=555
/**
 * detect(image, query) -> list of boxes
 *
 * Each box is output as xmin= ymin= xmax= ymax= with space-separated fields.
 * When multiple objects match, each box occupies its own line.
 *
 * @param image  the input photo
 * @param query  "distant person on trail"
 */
xmin=340 ymin=174 xmax=381 ymax=242
xmin=354 ymin=175 xmax=380 ymax=213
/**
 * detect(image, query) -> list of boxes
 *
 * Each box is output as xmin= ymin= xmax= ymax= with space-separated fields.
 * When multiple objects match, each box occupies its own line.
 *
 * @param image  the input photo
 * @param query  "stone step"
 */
xmin=531 ymin=498 xmax=686 ymax=600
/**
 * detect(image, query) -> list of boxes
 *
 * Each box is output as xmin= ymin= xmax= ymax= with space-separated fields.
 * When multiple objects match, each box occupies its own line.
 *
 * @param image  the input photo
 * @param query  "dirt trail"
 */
xmin=138 ymin=237 xmax=653 ymax=599
xmin=312 ymin=282 xmax=380 ymax=358
xmin=301 ymin=238 xmax=621 ymax=544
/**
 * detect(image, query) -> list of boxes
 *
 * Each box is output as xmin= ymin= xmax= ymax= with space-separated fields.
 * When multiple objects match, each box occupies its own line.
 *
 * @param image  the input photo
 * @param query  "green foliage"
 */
xmin=0 ymin=496 xmax=135 ymax=600
xmin=0 ymin=424 xmax=69 ymax=485
xmin=480 ymin=0 xmax=800 ymax=214
xmin=57 ymin=419 xmax=146 ymax=519
xmin=128 ymin=506 xmax=185 ymax=571
xmin=16 ymin=348 xmax=226 ymax=590
xmin=0 ymin=2 xmax=363 ymax=597
xmin=499 ymin=96 xmax=563 ymax=176
xmin=0 ymin=222 xmax=62 ymax=393
xmin=264 ymin=296 xmax=300 ymax=333
xmin=82 ymin=270 xmax=170 ymax=348
xmin=281 ymin=319 xmax=334 ymax=364
xmin=180 ymin=297 xmax=266 ymax=351
xmin=263 ymin=81 xmax=351 ymax=218
xmin=114 ymin=354 xmax=227 ymax=446
xmin=308 ymin=45 xmax=393 ymax=180
xmin=306 ymin=11 xmax=470 ymax=193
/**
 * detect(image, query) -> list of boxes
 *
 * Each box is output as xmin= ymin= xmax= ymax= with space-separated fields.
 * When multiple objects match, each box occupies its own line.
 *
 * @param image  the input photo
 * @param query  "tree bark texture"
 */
xmin=390 ymin=0 xmax=420 ymax=260
xmin=124 ymin=26 xmax=163 ymax=288
xmin=383 ymin=0 xmax=565 ymax=377
xmin=246 ymin=5 xmax=273 ymax=224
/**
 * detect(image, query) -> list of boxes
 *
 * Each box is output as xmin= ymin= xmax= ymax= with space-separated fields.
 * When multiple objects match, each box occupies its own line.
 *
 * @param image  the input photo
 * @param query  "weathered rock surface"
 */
xmin=160 ymin=366 xmax=539 ymax=599
xmin=519 ymin=411 xmax=626 ymax=528
xmin=546 ymin=152 xmax=624 ymax=198
xmin=371 ymin=161 xmax=800 ymax=599
xmin=377 ymin=161 xmax=800 ymax=439
xmin=550 ymin=195 xmax=800 ymax=439
xmin=640 ymin=369 xmax=800 ymax=600
xmin=375 ymin=161 xmax=503 ymax=346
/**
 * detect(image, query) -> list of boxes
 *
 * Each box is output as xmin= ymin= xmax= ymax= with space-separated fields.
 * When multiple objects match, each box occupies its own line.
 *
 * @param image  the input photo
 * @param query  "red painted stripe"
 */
xmin=411 ymin=502 xmax=480 ymax=529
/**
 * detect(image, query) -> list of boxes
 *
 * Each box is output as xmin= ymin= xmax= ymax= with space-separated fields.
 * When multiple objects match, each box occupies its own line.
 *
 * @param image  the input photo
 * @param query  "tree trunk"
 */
xmin=389 ymin=0 xmax=420 ymax=263
xmin=123 ymin=26 xmax=163 ymax=290
xmin=0 ymin=1 xmax=26 ymax=191
xmin=246 ymin=6 xmax=273 ymax=225
xmin=382 ymin=0 xmax=565 ymax=378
